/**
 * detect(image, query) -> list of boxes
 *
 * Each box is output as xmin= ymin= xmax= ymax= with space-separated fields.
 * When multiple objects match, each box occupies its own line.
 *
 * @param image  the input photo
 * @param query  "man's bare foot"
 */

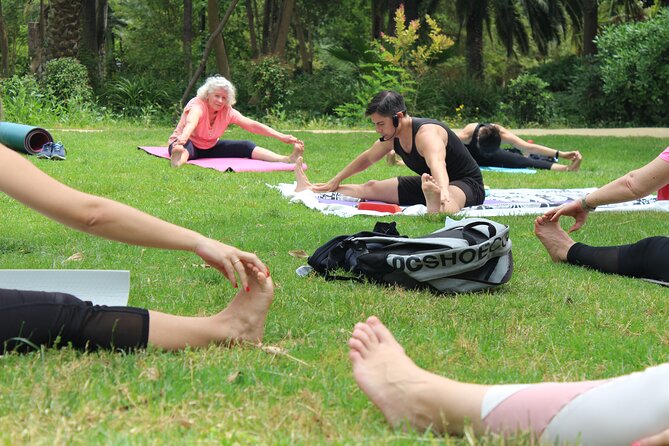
xmin=534 ymin=216 xmax=576 ymax=262
xmin=212 ymin=267 xmax=274 ymax=345
xmin=421 ymin=173 xmax=442 ymax=213
xmin=294 ymin=156 xmax=313 ymax=192
xmin=170 ymin=145 xmax=189 ymax=168
xmin=288 ymin=142 xmax=305 ymax=164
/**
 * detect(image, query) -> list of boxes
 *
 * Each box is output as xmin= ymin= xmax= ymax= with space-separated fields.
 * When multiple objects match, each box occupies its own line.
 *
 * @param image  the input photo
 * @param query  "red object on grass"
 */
xmin=527 ymin=139 xmax=534 ymax=144
xmin=658 ymin=184 xmax=669 ymax=200
xmin=357 ymin=202 xmax=402 ymax=213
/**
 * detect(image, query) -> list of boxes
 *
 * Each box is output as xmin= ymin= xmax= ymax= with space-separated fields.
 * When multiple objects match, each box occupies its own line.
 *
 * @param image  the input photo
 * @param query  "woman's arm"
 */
xmin=0 ymin=145 xmax=266 ymax=289
xmin=234 ymin=115 xmax=300 ymax=145
xmin=175 ymin=107 xmax=203 ymax=145
xmin=546 ymin=156 xmax=669 ymax=232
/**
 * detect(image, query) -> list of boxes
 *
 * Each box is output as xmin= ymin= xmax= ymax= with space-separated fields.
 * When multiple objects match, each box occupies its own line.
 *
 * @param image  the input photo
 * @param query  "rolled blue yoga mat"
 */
xmin=0 ymin=121 xmax=53 ymax=155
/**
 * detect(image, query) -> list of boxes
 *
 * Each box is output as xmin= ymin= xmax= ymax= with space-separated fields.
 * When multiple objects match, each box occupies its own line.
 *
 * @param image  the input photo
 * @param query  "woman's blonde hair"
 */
xmin=196 ymin=75 xmax=237 ymax=106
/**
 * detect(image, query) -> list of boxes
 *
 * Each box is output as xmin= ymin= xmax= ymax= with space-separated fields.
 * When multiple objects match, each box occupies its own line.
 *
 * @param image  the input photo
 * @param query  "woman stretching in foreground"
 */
xmin=535 ymin=146 xmax=669 ymax=284
xmin=350 ymin=316 xmax=669 ymax=445
xmin=0 ymin=143 xmax=272 ymax=353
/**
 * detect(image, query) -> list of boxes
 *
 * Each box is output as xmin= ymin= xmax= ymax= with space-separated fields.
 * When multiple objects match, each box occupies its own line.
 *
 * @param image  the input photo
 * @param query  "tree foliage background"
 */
xmin=0 ymin=0 xmax=667 ymax=126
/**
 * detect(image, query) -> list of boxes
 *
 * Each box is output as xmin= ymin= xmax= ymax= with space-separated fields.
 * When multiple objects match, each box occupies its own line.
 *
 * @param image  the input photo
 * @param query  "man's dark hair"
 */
xmin=477 ymin=124 xmax=501 ymax=154
xmin=365 ymin=91 xmax=407 ymax=117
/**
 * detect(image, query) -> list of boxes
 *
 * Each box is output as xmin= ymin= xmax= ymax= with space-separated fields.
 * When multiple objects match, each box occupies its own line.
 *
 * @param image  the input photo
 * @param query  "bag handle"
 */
xmin=461 ymin=220 xmax=497 ymax=245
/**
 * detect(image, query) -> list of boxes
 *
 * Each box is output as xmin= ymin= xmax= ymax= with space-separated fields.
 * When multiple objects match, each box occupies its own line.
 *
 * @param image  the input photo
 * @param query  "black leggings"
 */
xmin=0 ymin=289 xmax=149 ymax=353
xmin=567 ymin=236 xmax=669 ymax=283
xmin=474 ymin=149 xmax=554 ymax=169
xmin=168 ymin=139 xmax=256 ymax=160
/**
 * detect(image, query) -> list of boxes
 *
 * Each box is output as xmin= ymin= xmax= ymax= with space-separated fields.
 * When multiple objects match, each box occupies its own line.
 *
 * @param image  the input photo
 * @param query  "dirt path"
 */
xmin=294 ymin=127 xmax=669 ymax=137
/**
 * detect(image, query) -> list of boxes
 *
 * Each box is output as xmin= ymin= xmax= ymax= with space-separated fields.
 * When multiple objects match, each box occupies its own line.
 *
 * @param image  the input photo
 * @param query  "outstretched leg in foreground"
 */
xmin=252 ymin=142 xmax=304 ymax=163
xmin=148 ymin=265 xmax=274 ymax=350
xmin=350 ymin=317 xmax=669 ymax=444
xmin=349 ymin=316 xmax=489 ymax=435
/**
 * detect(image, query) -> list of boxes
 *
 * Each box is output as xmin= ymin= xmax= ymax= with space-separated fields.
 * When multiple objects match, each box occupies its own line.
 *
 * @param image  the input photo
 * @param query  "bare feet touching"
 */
xmin=288 ymin=141 xmax=305 ymax=164
xmin=349 ymin=316 xmax=488 ymax=435
xmin=212 ymin=265 xmax=274 ymax=345
xmin=170 ymin=145 xmax=189 ymax=168
xmin=421 ymin=173 xmax=442 ymax=213
xmin=386 ymin=152 xmax=405 ymax=166
xmin=294 ymin=156 xmax=313 ymax=192
xmin=534 ymin=216 xmax=576 ymax=262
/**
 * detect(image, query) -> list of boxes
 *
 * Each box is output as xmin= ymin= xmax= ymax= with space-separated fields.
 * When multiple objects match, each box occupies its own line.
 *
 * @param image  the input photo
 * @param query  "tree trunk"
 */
xmin=184 ymin=0 xmax=193 ymax=78
xmin=181 ymin=0 xmax=239 ymax=106
xmin=261 ymin=0 xmax=273 ymax=54
xmin=386 ymin=0 xmax=402 ymax=35
xmin=47 ymin=0 xmax=82 ymax=59
xmin=583 ymin=0 xmax=598 ymax=56
xmin=28 ymin=0 xmax=47 ymax=73
xmin=96 ymin=0 xmax=108 ymax=81
xmin=371 ymin=0 xmax=384 ymax=39
xmin=80 ymin=0 xmax=98 ymax=86
xmin=208 ymin=0 xmax=231 ymax=79
xmin=465 ymin=2 xmax=485 ymax=80
xmin=292 ymin=8 xmax=311 ymax=73
xmin=272 ymin=0 xmax=294 ymax=57
xmin=0 ymin=1 xmax=11 ymax=76
xmin=245 ymin=0 xmax=258 ymax=58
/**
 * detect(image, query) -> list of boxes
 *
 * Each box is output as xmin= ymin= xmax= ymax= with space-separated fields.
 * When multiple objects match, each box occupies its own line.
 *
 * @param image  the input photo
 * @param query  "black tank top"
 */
xmin=393 ymin=118 xmax=482 ymax=185
xmin=464 ymin=123 xmax=501 ymax=163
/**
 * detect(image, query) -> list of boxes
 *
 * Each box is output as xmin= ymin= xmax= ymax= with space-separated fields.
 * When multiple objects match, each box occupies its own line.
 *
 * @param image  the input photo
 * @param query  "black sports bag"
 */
xmin=307 ymin=218 xmax=513 ymax=294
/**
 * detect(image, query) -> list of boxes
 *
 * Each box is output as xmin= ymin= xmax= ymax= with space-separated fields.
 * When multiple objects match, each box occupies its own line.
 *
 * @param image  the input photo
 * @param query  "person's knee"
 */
xmin=362 ymin=179 xmax=382 ymax=195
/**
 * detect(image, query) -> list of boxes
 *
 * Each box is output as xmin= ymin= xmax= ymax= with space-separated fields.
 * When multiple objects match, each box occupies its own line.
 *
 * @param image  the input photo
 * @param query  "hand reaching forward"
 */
xmin=193 ymin=238 xmax=268 ymax=291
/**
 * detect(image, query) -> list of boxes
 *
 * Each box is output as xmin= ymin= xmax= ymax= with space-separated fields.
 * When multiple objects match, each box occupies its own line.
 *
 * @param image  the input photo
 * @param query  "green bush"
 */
xmin=415 ymin=69 xmax=501 ymax=123
xmin=530 ymin=55 xmax=580 ymax=92
xmin=41 ymin=57 xmax=94 ymax=105
xmin=249 ymin=56 xmax=292 ymax=116
xmin=288 ymin=67 xmax=357 ymax=117
xmin=558 ymin=57 xmax=612 ymax=126
xmin=101 ymin=76 xmax=171 ymax=121
xmin=0 ymin=75 xmax=47 ymax=124
xmin=501 ymin=73 xmax=555 ymax=126
xmin=596 ymin=9 xmax=669 ymax=125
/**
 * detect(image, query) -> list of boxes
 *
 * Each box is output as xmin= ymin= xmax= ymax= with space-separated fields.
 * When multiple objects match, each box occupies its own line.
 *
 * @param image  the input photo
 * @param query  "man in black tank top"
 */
xmin=293 ymin=91 xmax=484 ymax=213
xmin=458 ymin=123 xmax=583 ymax=171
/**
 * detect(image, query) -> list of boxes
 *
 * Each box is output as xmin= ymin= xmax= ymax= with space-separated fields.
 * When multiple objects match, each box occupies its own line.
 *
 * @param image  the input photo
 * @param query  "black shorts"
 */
xmin=169 ymin=139 xmax=256 ymax=159
xmin=396 ymin=176 xmax=485 ymax=207
xmin=0 ymin=289 xmax=149 ymax=353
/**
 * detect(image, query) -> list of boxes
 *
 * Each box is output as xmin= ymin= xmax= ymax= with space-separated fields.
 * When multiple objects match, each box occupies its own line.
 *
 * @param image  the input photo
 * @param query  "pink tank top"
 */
xmin=659 ymin=146 xmax=669 ymax=163
xmin=168 ymin=97 xmax=242 ymax=149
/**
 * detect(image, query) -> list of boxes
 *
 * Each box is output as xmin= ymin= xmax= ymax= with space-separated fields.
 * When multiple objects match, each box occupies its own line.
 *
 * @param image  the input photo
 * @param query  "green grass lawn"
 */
xmin=0 ymin=127 xmax=667 ymax=445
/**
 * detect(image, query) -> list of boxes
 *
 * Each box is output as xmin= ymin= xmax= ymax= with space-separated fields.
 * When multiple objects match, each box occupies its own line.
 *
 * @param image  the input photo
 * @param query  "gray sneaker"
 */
xmin=37 ymin=142 xmax=53 ymax=159
xmin=50 ymin=141 xmax=66 ymax=160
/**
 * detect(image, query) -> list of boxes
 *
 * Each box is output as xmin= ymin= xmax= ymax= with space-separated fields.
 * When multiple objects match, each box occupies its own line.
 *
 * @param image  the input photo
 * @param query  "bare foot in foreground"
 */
xmin=294 ymin=156 xmax=313 ymax=192
xmin=534 ymin=216 xmax=576 ymax=262
xmin=170 ymin=145 xmax=189 ymax=168
xmin=288 ymin=142 xmax=305 ymax=164
xmin=349 ymin=316 xmax=488 ymax=435
xmin=212 ymin=266 xmax=274 ymax=345
xmin=421 ymin=173 xmax=442 ymax=213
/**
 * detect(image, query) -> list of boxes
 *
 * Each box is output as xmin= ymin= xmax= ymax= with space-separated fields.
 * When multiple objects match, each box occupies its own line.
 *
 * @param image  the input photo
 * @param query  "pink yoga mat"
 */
xmin=137 ymin=146 xmax=306 ymax=173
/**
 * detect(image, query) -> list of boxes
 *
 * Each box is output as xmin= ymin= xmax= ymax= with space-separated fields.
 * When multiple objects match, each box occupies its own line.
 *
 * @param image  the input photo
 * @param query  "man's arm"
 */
xmin=415 ymin=126 xmax=452 ymax=204
xmin=312 ymin=141 xmax=394 ymax=191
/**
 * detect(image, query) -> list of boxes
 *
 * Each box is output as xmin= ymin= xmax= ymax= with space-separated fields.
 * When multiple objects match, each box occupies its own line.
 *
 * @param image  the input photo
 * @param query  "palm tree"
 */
xmin=47 ymin=0 xmax=82 ymax=59
xmin=456 ymin=0 xmax=583 ymax=80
